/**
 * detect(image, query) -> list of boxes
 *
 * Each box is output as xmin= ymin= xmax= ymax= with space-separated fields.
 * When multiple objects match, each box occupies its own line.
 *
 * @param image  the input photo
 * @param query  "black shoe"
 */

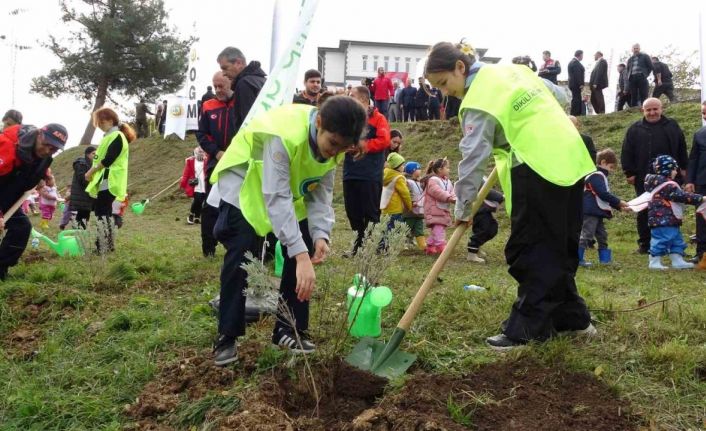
xmin=272 ymin=329 xmax=316 ymax=354
xmin=213 ymin=335 xmax=237 ymax=366
xmin=187 ymin=214 xmax=195 ymax=225
xmin=194 ymin=217 xmax=201 ymax=224
xmin=486 ymin=334 xmax=525 ymax=351
xmin=0 ymin=266 xmax=7 ymax=281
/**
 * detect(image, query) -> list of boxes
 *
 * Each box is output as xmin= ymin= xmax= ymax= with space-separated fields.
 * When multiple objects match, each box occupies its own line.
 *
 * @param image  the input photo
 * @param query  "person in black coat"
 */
xmin=217 ymin=47 xmax=267 ymax=134
xmin=568 ymin=50 xmax=585 ymax=116
xmin=400 ymin=80 xmax=417 ymax=122
xmin=69 ymin=146 xmax=96 ymax=229
xmin=626 ymin=43 xmax=653 ymax=107
xmin=589 ymin=51 xmax=609 ymax=114
xmin=621 ymin=98 xmax=688 ymax=254
xmin=414 ymin=78 xmax=430 ymax=121
xmin=651 ymin=57 xmax=675 ymax=102
xmin=685 ymin=101 xmax=706 ymax=262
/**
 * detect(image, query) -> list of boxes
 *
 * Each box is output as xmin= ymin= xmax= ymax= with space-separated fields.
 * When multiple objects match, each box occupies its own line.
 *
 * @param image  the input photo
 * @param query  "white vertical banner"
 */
xmin=164 ymin=96 xmax=187 ymax=140
xmin=700 ymin=12 xmax=706 ymax=125
xmin=242 ymin=0 xmax=319 ymax=127
xmin=185 ymin=46 xmax=200 ymax=131
xmin=270 ymin=0 xmax=284 ymax=73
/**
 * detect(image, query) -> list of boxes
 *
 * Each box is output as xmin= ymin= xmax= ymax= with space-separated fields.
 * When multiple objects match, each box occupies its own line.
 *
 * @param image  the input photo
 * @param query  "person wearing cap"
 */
xmin=402 ymin=161 xmax=426 ymax=250
xmin=2 ymin=109 xmax=22 ymax=129
xmin=70 ymin=145 xmax=97 ymax=229
xmin=381 ymin=152 xmax=412 ymax=229
xmin=85 ymin=107 xmax=136 ymax=254
xmin=0 ymin=122 xmax=68 ymax=281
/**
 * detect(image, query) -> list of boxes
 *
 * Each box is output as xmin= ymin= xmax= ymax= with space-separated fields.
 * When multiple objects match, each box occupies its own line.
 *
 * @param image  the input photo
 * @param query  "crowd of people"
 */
xmin=2 ymin=38 xmax=705 ymax=364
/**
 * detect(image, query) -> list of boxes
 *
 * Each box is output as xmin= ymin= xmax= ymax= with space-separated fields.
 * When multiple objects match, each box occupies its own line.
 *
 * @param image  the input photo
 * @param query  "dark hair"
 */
xmin=352 ymin=85 xmax=370 ymax=101
xmin=618 ymin=63 xmax=626 ymax=68
xmin=319 ymin=96 xmax=367 ymax=146
xmin=92 ymin=107 xmax=137 ymax=143
xmin=425 ymin=41 xmax=475 ymax=76
xmin=574 ymin=50 xmax=583 ymax=57
xmin=652 ymin=56 xmax=660 ymax=62
xmin=596 ymin=148 xmax=617 ymax=165
xmin=316 ymin=90 xmax=335 ymax=107
xmin=207 ymin=85 xmax=212 ymax=90
xmin=543 ymin=50 xmax=551 ymax=56
xmin=217 ymin=46 xmax=246 ymax=64
xmin=304 ymin=69 xmax=322 ymax=81
xmin=390 ymin=129 xmax=402 ymax=139
xmin=425 ymin=158 xmax=449 ymax=175
xmin=595 ymin=51 xmax=603 ymax=57
xmin=85 ymin=146 xmax=96 ymax=157
xmin=2 ymin=109 xmax=22 ymax=124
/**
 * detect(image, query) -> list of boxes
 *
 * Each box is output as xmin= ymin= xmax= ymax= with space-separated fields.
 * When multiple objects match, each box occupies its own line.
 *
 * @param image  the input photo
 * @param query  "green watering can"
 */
xmin=31 ymin=229 xmax=85 ymax=257
xmin=274 ymin=241 xmax=284 ymax=277
xmin=131 ymin=199 xmax=149 ymax=215
xmin=346 ymin=274 xmax=393 ymax=338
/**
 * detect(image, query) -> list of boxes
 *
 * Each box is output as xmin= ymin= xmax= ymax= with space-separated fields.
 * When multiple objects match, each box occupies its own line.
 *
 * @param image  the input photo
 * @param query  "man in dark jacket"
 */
xmin=343 ymin=86 xmax=391 ymax=255
xmin=685 ymin=101 xmax=706 ymax=263
xmin=134 ymin=99 xmax=153 ymax=138
xmin=621 ymin=97 xmax=688 ymax=254
xmin=615 ymin=63 xmax=630 ymax=111
xmin=414 ymin=77 xmax=430 ymax=121
xmin=538 ymin=50 xmax=561 ymax=84
xmin=626 ymin=43 xmax=653 ymax=107
xmin=568 ymin=50 xmax=585 ymax=116
xmin=217 ymin=46 xmax=267 ymax=133
xmin=589 ymin=51 xmax=609 ymax=114
xmin=197 ymin=71 xmax=236 ymax=257
xmin=70 ymin=146 xmax=96 ymax=229
xmin=400 ymin=79 xmax=417 ymax=122
xmin=292 ymin=69 xmax=322 ymax=106
xmin=651 ymin=57 xmax=675 ymax=102
xmin=0 ymin=123 xmax=67 ymax=281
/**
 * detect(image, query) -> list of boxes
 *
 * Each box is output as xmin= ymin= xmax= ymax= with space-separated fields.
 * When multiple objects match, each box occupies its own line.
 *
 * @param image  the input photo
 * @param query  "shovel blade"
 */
xmin=345 ymin=337 xmax=416 ymax=380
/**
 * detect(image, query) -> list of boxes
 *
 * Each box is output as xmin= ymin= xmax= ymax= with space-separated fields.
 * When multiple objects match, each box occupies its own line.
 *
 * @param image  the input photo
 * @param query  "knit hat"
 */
xmin=404 ymin=161 xmax=421 ymax=175
xmin=387 ymin=152 xmax=406 ymax=170
xmin=652 ymin=155 xmax=678 ymax=177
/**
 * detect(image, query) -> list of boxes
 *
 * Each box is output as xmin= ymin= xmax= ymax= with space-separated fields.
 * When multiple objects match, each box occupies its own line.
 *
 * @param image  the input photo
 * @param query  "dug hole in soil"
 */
xmin=127 ymin=344 xmax=640 ymax=431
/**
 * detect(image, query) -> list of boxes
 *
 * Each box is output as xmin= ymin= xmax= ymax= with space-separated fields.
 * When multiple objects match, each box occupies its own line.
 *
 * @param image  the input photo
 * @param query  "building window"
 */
xmin=362 ymin=55 xmax=367 ymax=71
xmin=394 ymin=57 xmax=400 ymax=72
xmin=405 ymin=57 xmax=410 ymax=73
xmin=384 ymin=56 xmax=389 ymax=71
xmin=373 ymin=55 xmax=379 ymax=71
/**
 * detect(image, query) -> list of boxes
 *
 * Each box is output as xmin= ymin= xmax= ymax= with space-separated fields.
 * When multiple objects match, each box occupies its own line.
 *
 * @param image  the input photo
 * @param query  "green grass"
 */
xmin=2 ymin=103 xmax=706 ymax=430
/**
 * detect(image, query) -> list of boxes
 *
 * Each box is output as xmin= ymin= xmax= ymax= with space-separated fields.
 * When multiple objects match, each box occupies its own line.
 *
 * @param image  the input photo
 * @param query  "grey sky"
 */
xmin=1 ymin=0 xmax=704 ymax=148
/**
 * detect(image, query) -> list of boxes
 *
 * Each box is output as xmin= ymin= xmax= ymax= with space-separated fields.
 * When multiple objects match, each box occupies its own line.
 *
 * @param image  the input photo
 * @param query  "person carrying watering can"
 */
xmin=0 ymin=123 xmax=68 ymax=281
xmin=85 ymin=107 xmax=135 ymax=254
xmin=424 ymin=41 xmax=596 ymax=350
xmin=206 ymin=96 xmax=367 ymax=366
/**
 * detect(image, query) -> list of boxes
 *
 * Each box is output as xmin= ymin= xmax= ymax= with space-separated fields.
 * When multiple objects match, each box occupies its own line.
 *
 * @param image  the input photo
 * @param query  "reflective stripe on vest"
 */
xmin=585 ymin=171 xmax=612 ymax=211
xmin=86 ymin=130 xmax=129 ymax=201
xmin=458 ymin=64 xmax=595 ymax=215
xmin=211 ymin=104 xmax=341 ymax=236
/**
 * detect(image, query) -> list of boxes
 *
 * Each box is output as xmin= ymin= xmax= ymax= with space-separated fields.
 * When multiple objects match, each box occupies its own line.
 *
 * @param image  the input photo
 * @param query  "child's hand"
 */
xmin=311 ymin=239 xmax=330 ymax=264
xmin=295 ymin=253 xmax=316 ymax=302
xmin=619 ymin=201 xmax=631 ymax=212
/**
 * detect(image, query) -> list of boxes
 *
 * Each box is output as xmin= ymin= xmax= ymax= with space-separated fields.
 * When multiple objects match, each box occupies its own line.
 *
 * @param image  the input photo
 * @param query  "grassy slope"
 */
xmin=1 ymin=104 xmax=705 ymax=430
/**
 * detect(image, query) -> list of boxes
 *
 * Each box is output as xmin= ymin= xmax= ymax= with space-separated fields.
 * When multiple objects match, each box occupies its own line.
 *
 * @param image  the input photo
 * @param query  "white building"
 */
xmin=317 ymin=40 xmax=500 ymax=88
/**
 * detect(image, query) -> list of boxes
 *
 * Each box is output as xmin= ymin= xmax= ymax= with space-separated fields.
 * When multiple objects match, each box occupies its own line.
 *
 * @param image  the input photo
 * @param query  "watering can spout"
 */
xmin=31 ymin=229 xmax=60 ymax=251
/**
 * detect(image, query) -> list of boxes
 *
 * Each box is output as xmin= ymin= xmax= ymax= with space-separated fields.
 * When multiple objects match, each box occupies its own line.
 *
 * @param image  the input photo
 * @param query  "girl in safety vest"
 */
xmin=425 ymin=41 xmax=597 ymax=350
xmin=85 ymin=107 xmax=134 ymax=254
xmin=207 ymin=96 xmax=367 ymax=366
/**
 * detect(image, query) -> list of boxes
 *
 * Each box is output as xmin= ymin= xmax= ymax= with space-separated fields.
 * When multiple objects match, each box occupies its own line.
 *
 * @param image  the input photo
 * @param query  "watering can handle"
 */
xmin=397 ymin=168 xmax=498 ymax=332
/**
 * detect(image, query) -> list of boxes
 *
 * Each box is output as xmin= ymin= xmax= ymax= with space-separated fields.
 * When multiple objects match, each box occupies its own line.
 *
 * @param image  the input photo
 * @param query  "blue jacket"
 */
xmin=645 ymin=174 xmax=703 ymax=227
xmin=583 ymin=167 xmax=622 ymax=218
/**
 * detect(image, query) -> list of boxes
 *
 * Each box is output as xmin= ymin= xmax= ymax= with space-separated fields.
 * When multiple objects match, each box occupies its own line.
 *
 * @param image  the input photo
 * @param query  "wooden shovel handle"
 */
xmin=397 ymin=168 xmax=498 ymax=331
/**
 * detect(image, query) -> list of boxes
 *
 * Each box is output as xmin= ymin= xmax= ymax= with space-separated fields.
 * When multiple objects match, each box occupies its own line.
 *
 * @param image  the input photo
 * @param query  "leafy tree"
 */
xmin=31 ymin=0 xmax=195 ymax=145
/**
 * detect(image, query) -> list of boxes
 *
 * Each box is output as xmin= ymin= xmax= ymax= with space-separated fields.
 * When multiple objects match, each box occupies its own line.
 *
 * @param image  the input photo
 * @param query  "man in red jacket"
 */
xmin=371 ymin=67 xmax=394 ymax=119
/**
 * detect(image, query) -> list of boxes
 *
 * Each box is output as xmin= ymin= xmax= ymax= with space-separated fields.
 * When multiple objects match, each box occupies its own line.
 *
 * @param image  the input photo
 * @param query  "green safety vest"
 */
xmin=86 ymin=130 xmax=129 ymax=201
xmin=211 ymin=104 xmax=342 ymax=236
xmin=459 ymin=64 xmax=595 ymax=214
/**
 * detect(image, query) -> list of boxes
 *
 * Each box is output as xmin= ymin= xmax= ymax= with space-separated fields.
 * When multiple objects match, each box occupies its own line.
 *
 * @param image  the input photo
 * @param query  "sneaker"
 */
xmin=467 ymin=252 xmax=485 ymax=263
xmin=213 ymin=335 xmax=237 ymax=366
xmin=272 ymin=329 xmax=316 ymax=354
xmin=558 ymin=323 xmax=598 ymax=338
xmin=486 ymin=334 xmax=525 ymax=351
xmin=194 ymin=217 xmax=201 ymax=224
xmin=187 ymin=214 xmax=195 ymax=225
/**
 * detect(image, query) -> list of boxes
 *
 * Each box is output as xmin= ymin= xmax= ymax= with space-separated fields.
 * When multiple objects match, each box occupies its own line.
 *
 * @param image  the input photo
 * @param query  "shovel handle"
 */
xmin=2 ymin=189 xmax=33 ymax=223
xmin=397 ymin=168 xmax=498 ymax=332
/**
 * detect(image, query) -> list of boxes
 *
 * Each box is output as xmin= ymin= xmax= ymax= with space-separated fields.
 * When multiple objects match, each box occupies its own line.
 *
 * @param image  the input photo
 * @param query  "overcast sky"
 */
xmin=0 ymin=0 xmax=704 ymax=148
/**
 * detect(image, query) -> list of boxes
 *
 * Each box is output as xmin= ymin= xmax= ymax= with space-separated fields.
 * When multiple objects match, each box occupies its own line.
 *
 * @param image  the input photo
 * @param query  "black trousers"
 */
xmin=629 ymin=74 xmax=649 ymax=107
xmin=190 ymin=192 xmax=206 ymax=218
xmin=343 ymin=180 xmax=381 ymax=252
xmin=403 ymin=105 xmax=415 ymax=122
xmin=653 ymin=84 xmax=675 ymax=102
xmin=633 ymin=179 xmax=651 ymax=250
xmin=569 ymin=87 xmax=583 ymax=116
xmin=94 ymin=190 xmax=115 ymax=252
xmin=73 ymin=209 xmax=91 ymax=229
xmin=467 ymin=211 xmax=498 ymax=252
xmin=0 ymin=209 xmax=31 ymax=271
xmin=200 ymin=170 xmax=218 ymax=256
xmin=214 ymin=202 xmax=311 ymax=338
xmin=502 ymin=164 xmax=591 ymax=342
xmin=696 ymin=185 xmax=706 ymax=258
xmin=428 ymin=105 xmax=441 ymax=120
xmin=616 ymin=93 xmax=630 ymax=111
xmin=590 ymin=88 xmax=605 ymax=114
xmin=415 ymin=106 xmax=428 ymax=121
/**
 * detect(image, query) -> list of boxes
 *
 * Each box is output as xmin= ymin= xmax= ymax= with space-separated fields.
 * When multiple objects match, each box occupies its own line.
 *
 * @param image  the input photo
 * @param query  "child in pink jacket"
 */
xmin=423 ymin=158 xmax=456 ymax=255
